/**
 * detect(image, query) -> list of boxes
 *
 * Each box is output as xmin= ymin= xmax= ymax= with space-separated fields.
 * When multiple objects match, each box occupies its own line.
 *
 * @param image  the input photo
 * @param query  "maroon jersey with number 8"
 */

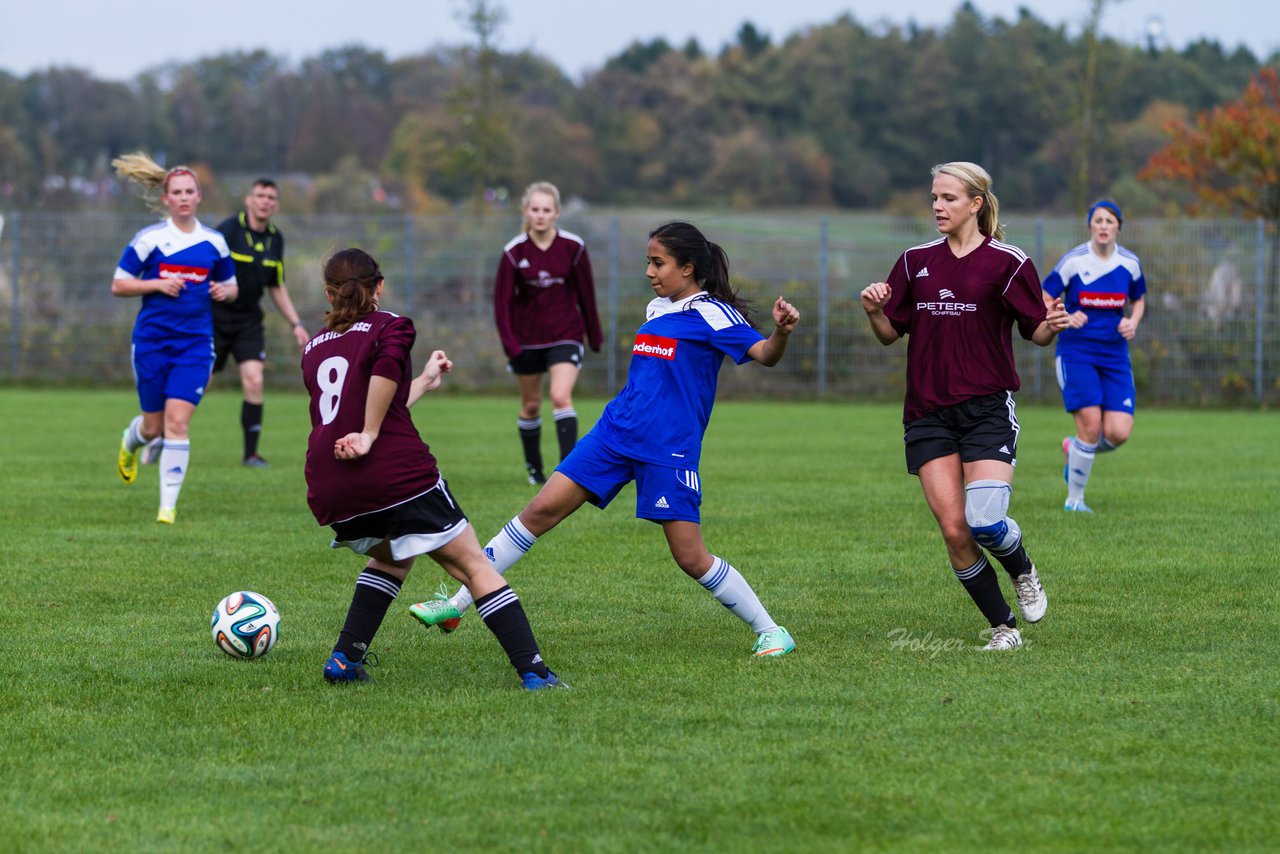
xmin=301 ymin=311 xmax=439 ymax=525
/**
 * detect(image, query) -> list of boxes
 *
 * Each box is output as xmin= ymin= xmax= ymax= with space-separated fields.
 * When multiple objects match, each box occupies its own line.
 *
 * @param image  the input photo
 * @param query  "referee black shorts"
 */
xmin=213 ymin=315 xmax=267 ymax=372
xmin=903 ymin=391 xmax=1021 ymax=475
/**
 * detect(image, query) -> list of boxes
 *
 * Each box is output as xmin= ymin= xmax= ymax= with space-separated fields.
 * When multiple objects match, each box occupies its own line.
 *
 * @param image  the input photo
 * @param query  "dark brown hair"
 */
xmin=648 ymin=221 xmax=754 ymax=325
xmin=323 ymin=248 xmax=383 ymax=332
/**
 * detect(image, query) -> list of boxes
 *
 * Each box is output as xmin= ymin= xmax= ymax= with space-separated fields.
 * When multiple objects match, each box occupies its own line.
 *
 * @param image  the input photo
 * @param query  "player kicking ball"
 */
xmin=413 ymin=221 xmax=798 ymax=659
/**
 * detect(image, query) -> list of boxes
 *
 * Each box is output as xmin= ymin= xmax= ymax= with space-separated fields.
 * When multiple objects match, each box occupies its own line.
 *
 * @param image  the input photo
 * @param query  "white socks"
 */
xmin=158 ymin=439 xmax=190 ymax=510
xmin=1066 ymin=437 xmax=1096 ymax=502
xmin=697 ymin=556 xmax=776 ymax=634
xmin=124 ymin=415 xmax=147 ymax=451
xmin=451 ymin=517 xmax=537 ymax=613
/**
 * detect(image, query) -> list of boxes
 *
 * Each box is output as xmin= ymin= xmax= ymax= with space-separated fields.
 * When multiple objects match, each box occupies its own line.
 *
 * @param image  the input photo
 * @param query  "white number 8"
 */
xmin=316 ymin=356 xmax=349 ymax=425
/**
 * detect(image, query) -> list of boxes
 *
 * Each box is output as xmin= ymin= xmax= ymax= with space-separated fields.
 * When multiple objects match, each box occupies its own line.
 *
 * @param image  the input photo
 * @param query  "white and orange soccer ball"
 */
xmin=211 ymin=591 xmax=280 ymax=659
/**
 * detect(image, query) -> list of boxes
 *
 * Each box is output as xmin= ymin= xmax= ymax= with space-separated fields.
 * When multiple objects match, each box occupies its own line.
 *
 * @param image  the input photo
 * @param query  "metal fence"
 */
xmin=1 ymin=210 xmax=1275 ymax=407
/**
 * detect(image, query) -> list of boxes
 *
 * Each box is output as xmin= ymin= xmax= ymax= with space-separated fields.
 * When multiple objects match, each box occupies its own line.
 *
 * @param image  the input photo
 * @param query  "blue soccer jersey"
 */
xmin=114 ymin=218 xmax=236 ymax=342
xmin=1042 ymin=242 xmax=1145 ymax=359
xmin=589 ymin=293 xmax=763 ymax=468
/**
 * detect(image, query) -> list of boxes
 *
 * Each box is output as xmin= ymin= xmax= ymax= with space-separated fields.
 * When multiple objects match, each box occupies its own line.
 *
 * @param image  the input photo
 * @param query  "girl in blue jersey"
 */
xmin=1042 ymin=199 xmax=1146 ymax=513
xmin=417 ymin=221 xmax=800 ymax=658
xmin=111 ymin=153 xmax=238 ymax=524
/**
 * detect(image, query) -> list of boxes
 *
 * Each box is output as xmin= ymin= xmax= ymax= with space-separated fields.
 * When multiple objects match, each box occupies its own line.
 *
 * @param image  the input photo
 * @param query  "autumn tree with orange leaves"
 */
xmin=1140 ymin=67 xmax=1280 ymax=300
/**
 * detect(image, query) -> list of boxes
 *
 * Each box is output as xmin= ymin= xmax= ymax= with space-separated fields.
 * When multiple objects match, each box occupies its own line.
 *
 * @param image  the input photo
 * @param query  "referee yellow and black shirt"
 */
xmin=214 ymin=210 xmax=285 ymax=319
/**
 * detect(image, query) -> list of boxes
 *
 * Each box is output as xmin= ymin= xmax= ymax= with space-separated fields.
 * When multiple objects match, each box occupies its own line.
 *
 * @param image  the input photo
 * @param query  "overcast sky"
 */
xmin=2 ymin=0 xmax=1273 ymax=81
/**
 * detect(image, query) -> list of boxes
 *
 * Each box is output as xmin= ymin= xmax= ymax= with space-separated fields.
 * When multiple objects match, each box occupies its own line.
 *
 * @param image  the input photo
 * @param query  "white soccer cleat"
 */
xmin=981 ymin=625 xmax=1023 ymax=651
xmin=1013 ymin=564 xmax=1047 ymax=623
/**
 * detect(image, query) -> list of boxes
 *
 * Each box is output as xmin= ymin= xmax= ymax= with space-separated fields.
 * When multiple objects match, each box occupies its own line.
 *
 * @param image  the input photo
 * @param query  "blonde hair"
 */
xmin=931 ymin=161 xmax=1003 ymax=241
xmin=112 ymin=151 xmax=200 ymax=213
xmin=521 ymin=181 xmax=561 ymax=232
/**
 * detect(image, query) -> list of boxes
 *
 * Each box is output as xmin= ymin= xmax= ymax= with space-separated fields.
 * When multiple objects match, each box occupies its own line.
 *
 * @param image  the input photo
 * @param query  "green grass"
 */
xmin=2 ymin=389 xmax=1277 ymax=852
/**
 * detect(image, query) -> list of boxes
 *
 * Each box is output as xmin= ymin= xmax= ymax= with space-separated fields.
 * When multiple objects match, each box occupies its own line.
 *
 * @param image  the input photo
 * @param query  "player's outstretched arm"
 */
xmin=408 ymin=350 xmax=453 ymax=407
xmin=335 ymin=375 xmax=397 ymax=460
xmin=209 ymin=279 xmax=238 ymax=303
xmin=1033 ymin=297 xmax=1070 ymax=346
xmin=861 ymin=283 xmax=899 ymax=345
xmin=748 ymin=296 xmax=800 ymax=366
xmin=112 ymin=276 xmax=182 ymax=298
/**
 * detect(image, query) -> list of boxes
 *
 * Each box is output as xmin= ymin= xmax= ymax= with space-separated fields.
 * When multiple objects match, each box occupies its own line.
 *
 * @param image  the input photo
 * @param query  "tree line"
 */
xmin=0 ymin=2 xmax=1271 ymax=214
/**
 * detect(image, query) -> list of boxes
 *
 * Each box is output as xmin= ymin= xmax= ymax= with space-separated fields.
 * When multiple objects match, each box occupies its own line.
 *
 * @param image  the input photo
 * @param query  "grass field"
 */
xmin=3 ymin=388 xmax=1277 ymax=852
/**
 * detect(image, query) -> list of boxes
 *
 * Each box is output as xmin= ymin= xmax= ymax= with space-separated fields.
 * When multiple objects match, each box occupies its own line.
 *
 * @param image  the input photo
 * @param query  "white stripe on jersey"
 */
xmin=645 ymin=292 xmax=748 ymax=330
xmin=692 ymin=297 xmax=747 ymax=331
xmin=902 ymin=238 xmax=946 ymax=278
xmin=989 ymin=239 xmax=1029 ymax=263
xmin=1052 ymin=243 xmax=1090 ymax=273
xmin=558 ymin=228 xmax=586 ymax=264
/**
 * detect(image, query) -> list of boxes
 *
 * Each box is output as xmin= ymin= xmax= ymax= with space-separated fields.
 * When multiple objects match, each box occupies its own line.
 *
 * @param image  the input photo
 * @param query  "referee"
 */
xmin=214 ymin=178 xmax=308 ymax=467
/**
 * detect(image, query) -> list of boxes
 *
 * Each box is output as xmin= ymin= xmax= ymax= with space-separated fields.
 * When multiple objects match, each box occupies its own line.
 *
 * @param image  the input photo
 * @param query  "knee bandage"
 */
xmin=965 ymin=479 xmax=1019 ymax=551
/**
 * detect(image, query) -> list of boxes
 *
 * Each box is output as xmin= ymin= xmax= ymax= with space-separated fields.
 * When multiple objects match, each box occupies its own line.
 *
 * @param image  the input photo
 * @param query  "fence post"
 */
xmin=1034 ymin=217 xmax=1044 ymax=399
xmin=403 ymin=215 xmax=415 ymax=309
xmin=8 ymin=212 xmax=17 ymax=379
xmin=1257 ymin=218 xmax=1265 ymax=403
xmin=818 ymin=216 xmax=829 ymax=399
xmin=608 ymin=215 xmax=619 ymax=393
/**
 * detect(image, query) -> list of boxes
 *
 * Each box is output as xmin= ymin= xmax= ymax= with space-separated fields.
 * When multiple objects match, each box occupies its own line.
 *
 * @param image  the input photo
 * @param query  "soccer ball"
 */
xmin=211 ymin=591 xmax=280 ymax=659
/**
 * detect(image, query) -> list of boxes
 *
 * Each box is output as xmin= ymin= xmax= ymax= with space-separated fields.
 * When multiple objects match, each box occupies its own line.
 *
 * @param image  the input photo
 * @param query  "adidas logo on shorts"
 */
xmin=654 ymin=496 xmax=670 ymax=509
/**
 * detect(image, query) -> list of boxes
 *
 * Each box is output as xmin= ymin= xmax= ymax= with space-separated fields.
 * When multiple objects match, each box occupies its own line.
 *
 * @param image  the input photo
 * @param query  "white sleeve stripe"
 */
xmin=990 ymin=239 xmax=1029 ymax=263
xmin=1001 ymin=258 xmax=1028 ymax=295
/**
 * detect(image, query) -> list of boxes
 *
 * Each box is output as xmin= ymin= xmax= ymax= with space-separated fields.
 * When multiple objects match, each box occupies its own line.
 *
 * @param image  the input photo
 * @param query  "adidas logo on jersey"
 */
xmin=917 ymin=266 xmax=930 ymax=278
xmin=517 ymin=258 xmax=531 ymax=268
xmin=654 ymin=496 xmax=670 ymax=509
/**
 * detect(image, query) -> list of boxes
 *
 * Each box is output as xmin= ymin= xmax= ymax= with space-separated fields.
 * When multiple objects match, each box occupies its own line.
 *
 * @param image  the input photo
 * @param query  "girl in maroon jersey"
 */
xmin=303 ymin=247 xmax=564 ymax=689
xmin=494 ymin=181 xmax=603 ymax=484
xmin=861 ymin=161 xmax=1069 ymax=651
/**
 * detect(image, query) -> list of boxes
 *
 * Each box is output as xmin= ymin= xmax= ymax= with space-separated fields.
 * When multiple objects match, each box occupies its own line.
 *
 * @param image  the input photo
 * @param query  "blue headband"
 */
xmin=1087 ymin=200 xmax=1122 ymax=228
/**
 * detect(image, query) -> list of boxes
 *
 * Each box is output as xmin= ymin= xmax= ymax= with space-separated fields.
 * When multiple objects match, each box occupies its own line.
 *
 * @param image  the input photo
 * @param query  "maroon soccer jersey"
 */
xmin=301 ymin=311 xmax=439 ymax=525
xmin=882 ymin=236 xmax=1047 ymax=423
xmin=493 ymin=230 xmax=603 ymax=358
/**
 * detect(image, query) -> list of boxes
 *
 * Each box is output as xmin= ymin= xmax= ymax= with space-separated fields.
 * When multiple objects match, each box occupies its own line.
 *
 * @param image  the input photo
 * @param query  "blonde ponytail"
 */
xmin=112 ymin=151 xmax=200 ymax=213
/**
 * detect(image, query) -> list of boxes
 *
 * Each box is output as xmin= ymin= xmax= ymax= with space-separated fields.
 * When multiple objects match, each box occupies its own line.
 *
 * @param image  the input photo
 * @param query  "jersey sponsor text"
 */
xmin=633 ymin=333 xmax=677 ymax=359
xmin=158 ymin=263 xmax=211 ymax=283
xmin=1079 ymin=292 xmax=1127 ymax=309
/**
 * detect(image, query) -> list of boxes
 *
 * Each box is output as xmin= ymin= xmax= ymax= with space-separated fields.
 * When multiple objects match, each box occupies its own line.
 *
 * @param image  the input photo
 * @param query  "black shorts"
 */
xmin=903 ymin=391 xmax=1020 ymax=475
xmin=213 ymin=316 xmax=266 ymax=372
xmin=508 ymin=342 xmax=583 ymax=375
xmin=329 ymin=479 xmax=468 ymax=561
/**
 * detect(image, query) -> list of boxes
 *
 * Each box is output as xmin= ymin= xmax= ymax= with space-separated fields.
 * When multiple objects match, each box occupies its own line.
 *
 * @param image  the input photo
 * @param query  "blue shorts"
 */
xmin=1055 ymin=355 xmax=1136 ymax=414
xmin=132 ymin=337 xmax=215 ymax=412
xmin=557 ymin=430 xmax=703 ymax=523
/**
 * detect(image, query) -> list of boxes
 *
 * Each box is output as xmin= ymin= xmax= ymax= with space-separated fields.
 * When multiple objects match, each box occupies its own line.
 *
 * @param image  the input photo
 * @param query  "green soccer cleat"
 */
xmin=409 ymin=596 xmax=461 ymax=630
xmin=428 ymin=583 xmax=463 ymax=633
xmin=752 ymin=626 xmax=796 ymax=657
xmin=118 ymin=428 xmax=139 ymax=484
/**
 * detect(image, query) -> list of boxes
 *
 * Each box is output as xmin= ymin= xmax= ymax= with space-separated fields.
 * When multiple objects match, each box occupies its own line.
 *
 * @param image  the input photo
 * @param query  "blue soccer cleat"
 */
xmin=323 ymin=651 xmax=373 ymax=683
xmin=521 ymin=670 xmax=569 ymax=691
xmin=1063 ymin=499 xmax=1094 ymax=513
